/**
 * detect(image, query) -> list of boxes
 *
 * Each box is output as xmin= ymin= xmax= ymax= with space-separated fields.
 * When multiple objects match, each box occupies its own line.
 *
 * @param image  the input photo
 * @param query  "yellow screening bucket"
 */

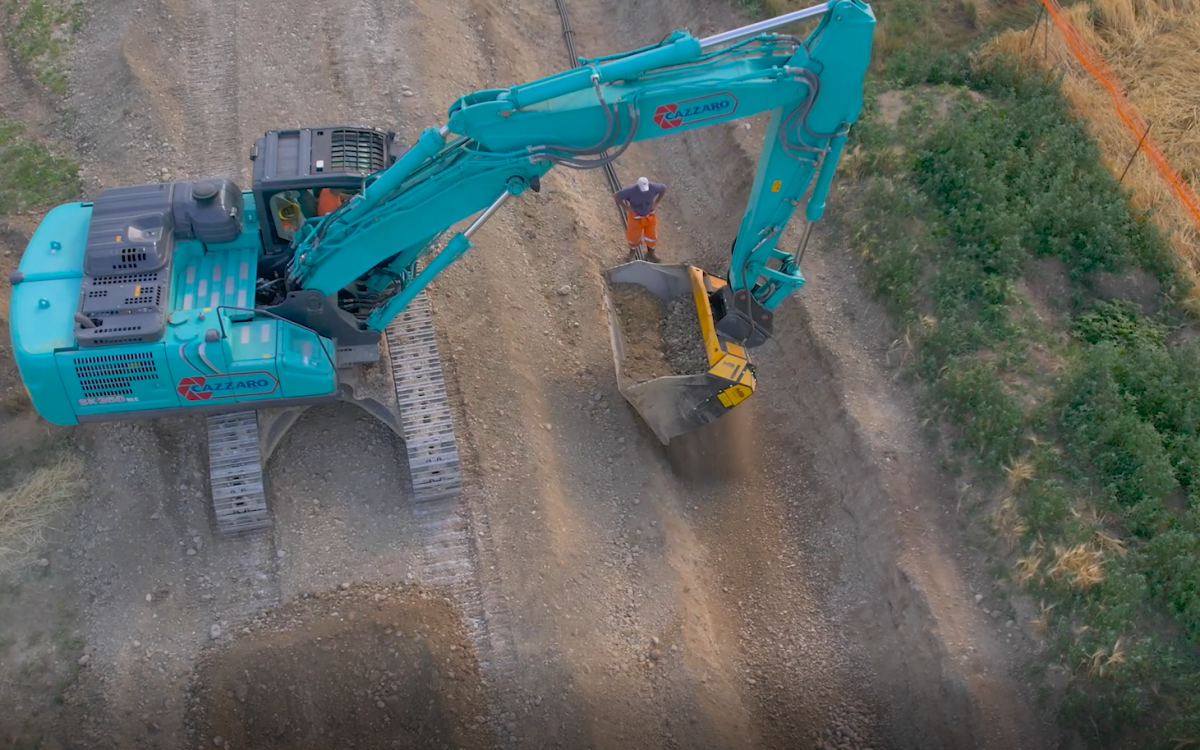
xmin=600 ymin=261 xmax=756 ymax=444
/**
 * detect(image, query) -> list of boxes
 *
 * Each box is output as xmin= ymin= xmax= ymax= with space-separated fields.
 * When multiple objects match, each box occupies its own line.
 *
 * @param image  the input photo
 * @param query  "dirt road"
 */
xmin=0 ymin=0 xmax=1059 ymax=748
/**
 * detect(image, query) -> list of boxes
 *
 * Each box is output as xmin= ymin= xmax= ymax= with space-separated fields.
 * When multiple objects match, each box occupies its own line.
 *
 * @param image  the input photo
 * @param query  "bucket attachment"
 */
xmin=601 ymin=261 xmax=756 ymax=444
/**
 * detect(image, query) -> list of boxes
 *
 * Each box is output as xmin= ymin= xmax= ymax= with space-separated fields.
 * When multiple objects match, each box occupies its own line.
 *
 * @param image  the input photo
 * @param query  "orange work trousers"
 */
xmin=625 ymin=212 xmax=658 ymax=249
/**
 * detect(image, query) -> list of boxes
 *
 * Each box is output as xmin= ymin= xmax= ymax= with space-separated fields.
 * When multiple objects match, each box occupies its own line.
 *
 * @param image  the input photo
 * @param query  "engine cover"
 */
xmin=74 ymin=179 xmax=243 ymax=347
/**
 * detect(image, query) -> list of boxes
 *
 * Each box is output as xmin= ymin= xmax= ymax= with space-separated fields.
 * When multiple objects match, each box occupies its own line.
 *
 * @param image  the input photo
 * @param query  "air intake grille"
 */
xmin=112 ymin=247 xmax=149 ymax=271
xmin=79 ymin=270 xmax=168 ymax=317
xmin=89 ymin=272 xmax=160 ymax=286
xmin=74 ymin=351 xmax=159 ymax=397
xmin=330 ymin=129 xmax=387 ymax=172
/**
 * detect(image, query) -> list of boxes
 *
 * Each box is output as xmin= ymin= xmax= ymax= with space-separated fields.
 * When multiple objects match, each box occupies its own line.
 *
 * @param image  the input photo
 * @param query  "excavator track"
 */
xmin=205 ymin=410 xmax=272 ymax=534
xmin=386 ymin=292 xmax=517 ymax=679
xmin=385 ymin=291 xmax=463 ymax=501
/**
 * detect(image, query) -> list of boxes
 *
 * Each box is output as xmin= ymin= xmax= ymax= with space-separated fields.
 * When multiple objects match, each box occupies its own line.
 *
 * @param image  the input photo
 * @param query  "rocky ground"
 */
xmin=0 ymin=0 xmax=1063 ymax=748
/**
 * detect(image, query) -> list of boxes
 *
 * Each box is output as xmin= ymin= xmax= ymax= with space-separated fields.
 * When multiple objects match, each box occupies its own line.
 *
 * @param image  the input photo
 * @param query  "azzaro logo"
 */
xmin=652 ymin=92 xmax=738 ymax=129
xmin=176 ymin=373 xmax=278 ymax=401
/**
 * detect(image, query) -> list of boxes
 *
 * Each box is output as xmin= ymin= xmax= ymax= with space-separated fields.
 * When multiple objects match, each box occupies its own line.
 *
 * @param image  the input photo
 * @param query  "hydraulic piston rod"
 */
xmin=699 ymin=1 xmax=830 ymax=48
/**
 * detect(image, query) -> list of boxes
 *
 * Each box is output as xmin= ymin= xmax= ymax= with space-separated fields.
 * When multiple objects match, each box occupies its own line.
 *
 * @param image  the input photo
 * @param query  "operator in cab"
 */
xmin=316 ymin=187 xmax=351 ymax=216
xmin=614 ymin=176 xmax=666 ymax=263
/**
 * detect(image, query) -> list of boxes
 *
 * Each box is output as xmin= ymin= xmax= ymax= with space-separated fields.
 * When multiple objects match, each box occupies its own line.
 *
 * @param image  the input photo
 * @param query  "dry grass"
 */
xmin=985 ymin=0 xmax=1200 ymax=306
xmin=1093 ymin=529 xmax=1128 ymax=557
xmin=1015 ymin=549 xmax=1044 ymax=585
xmin=1030 ymin=599 xmax=1056 ymax=636
xmin=992 ymin=496 xmax=1029 ymax=552
xmin=1084 ymin=636 xmax=1126 ymax=677
xmin=0 ymin=454 xmax=85 ymax=573
xmin=1003 ymin=456 xmax=1035 ymax=488
xmin=1049 ymin=542 xmax=1106 ymax=589
xmin=0 ymin=386 xmax=31 ymax=415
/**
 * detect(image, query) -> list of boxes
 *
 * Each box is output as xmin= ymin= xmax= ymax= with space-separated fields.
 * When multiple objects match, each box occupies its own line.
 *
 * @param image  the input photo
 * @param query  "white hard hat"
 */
xmin=636 ymin=176 xmax=650 ymax=191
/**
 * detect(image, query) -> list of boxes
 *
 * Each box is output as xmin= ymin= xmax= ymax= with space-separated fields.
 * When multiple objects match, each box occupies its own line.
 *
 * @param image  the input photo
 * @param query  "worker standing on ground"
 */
xmin=614 ymin=176 xmax=667 ymax=263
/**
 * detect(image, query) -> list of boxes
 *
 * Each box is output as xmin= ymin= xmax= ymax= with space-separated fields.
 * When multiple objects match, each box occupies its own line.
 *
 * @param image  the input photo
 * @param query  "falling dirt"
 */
xmin=191 ymin=584 xmax=495 ymax=750
xmin=610 ymin=283 xmax=708 ymax=383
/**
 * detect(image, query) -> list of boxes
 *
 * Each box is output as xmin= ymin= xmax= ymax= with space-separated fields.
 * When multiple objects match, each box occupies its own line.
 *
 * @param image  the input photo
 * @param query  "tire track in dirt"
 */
xmin=67 ymin=0 xmax=180 ymax=187
xmin=172 ymin=0 xmax=241 ymax=179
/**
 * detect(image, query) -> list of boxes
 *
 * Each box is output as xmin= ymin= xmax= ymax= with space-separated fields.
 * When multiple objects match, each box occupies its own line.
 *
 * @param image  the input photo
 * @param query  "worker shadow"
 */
xmin=661 ymin=403 xmax=757 ymax=487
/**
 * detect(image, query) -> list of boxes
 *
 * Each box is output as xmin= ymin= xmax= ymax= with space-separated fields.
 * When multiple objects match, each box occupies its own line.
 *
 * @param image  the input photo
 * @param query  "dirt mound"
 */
xmin=609 ymin=283 xmax=708 ymax=382
xmin=189 ymin=583 xmax=497 ymax=750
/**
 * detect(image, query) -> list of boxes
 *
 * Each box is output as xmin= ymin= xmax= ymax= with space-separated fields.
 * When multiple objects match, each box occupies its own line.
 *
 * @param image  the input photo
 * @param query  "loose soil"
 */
xmin=191 ymin=584 xmax=495 ymax=750
xmin=610 ymin=283 xmax=672 ymax=382
xmin=662 ymin=295 xmax=709 ymax=375
xmin=610 ymin=283 xmax=708 ymax=382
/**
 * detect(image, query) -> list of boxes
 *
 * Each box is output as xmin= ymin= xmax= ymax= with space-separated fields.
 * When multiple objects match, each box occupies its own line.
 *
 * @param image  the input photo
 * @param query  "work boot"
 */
xmin=626 ymin=248 xmax=640 ymax=262
xmin=645 ymin=248 xmax=661 ymax=263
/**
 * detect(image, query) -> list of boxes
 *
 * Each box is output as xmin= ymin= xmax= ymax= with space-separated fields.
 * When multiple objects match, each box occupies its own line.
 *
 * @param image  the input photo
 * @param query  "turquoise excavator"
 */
xmin=7 ymin=0 xmax=875 ymax=532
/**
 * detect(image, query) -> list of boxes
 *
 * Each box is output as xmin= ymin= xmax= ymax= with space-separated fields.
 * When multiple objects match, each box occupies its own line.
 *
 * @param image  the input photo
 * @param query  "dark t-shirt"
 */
xmin=616 ymin=182 xmax=666 ymax=216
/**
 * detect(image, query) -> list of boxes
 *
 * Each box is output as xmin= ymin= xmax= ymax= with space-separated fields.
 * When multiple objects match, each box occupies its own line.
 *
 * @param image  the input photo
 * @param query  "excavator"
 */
xmin=7 ymin=0 xmax=874 ymax=533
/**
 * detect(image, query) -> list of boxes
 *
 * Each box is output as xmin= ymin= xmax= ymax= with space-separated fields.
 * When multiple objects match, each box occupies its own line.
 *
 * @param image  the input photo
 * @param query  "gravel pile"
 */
xmin=609 ymin=283 xmax=709 ymax=382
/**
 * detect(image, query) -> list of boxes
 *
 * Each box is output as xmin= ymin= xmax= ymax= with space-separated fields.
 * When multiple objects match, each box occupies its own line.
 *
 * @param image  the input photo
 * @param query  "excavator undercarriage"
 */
xmin=203 ymin=290 xmax=461 ymax=534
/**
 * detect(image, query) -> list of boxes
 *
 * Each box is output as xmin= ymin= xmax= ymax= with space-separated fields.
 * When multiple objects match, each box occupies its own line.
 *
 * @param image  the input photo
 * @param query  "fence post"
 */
xmin=1028 ymin=4 xmax=1046 ymax=50
xmin=1119 ymin=123 xmax=1152 ymax=185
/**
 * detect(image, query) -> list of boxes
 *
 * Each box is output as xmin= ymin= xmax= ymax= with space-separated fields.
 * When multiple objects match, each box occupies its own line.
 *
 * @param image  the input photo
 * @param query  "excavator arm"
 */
xmin=287 ymin=0 xmax=874 ymax=337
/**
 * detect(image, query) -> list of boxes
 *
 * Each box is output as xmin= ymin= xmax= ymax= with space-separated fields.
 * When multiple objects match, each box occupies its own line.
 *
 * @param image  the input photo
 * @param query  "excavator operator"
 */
xmin=316 ymin=187 xmax=351 ymax=216
xmin=614 ymin=176 xmax=667 ymax=263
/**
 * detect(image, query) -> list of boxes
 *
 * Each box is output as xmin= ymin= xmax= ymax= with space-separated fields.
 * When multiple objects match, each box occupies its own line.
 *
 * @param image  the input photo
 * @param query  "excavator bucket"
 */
xmin=601 ymin=261 xmax=756 ymax=444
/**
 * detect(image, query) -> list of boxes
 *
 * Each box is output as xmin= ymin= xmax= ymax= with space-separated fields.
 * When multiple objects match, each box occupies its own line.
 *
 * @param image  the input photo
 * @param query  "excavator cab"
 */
xmin=601 ymin=261 xmax=767 ymax=444
xmin=249 ymin=126 xmax=405 ymax=276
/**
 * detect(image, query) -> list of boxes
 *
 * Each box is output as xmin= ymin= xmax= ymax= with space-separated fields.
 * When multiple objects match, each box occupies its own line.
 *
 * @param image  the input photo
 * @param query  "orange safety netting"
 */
xmin=1037 ymin=0 xmax=1200 ymax=232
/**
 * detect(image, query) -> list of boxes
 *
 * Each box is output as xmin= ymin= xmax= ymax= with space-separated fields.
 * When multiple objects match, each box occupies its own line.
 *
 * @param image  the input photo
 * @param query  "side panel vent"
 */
xmin=74 ymin=311 xmax=167 ymax=347
xmin=88 ymin=271 xmax=161 ymax=287
xmin=73 ymin=351 xmax=159 ymax=398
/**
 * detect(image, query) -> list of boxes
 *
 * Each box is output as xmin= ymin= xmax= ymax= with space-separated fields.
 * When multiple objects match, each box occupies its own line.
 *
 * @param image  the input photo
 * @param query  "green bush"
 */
xmin=0 ymin=119 xmax=80 ymax=215
xmin=1023 ymin=476 xmax=1073 ymax=534
xmin=5 ymin=0 xmax=85 ymax=96
xmin=933 ymin=355 xmax=1026 ymax=467
xmin=1058 ymin=344 xmax=1178 ymax=520
xmin=913 ymin=64 xmax=1165 ymax=279
xmin=853 ymin=178 xmax=931 ymax=325
xmin=1141 ymin=511 xmax=1200 ymax=641
xmin=851 ymin=45 xmax=1200 ymax=747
